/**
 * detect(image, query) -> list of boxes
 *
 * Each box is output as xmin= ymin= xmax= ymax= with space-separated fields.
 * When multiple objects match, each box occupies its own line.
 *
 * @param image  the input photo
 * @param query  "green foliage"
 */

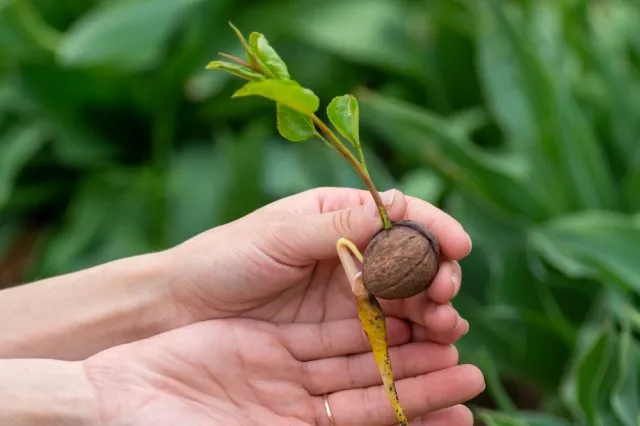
xmin=276 ymin=104 xmax=316 ymax=142
xmin=231 ymin=79 xmax=319 ymax=115
xmin=327 ymin=94 xmax=360 ymax=148
xmin=2 ymin=0 xmax=640 ymax=424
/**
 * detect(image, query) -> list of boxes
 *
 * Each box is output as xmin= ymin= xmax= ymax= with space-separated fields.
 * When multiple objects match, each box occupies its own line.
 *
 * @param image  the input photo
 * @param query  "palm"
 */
xmin=172 ymin=188 xmax=470 ymax=342
xmin=85 ymin=318 xmax=482 ymax=426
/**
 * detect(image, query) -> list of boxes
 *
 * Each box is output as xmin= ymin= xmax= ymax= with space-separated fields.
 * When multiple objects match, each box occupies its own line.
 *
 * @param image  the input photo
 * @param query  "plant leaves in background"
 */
xmin=611 ymin=320 xmax=640 ymax=426
xmin=530 ymin=212 xmax=640 ymax=294
xmin=58 ymin=0 xmax=206 ymax=71
xmin=326 ymin=94 xmax=360 ymax=147
xmin=166 ymin=142 xmax=229 ymax=246
xmin=0 ymin=124 xmax=48 ymax=209
xmin=232 ymin=79 xmax=320 ymax=114
xmin=478 ymin=409 xmax=572 ymax=426
xmin=477 ymin=0 xmax=617 ymax=214
xmin=34 ymin=168 xmax=157 ymax=277
xmin=360 ymin=90 xmax=549 ymax=221
xmin=559 ymin=318 xmax=616 ymax=426
xmin=276 ymin=103 xmax=316 ymax=142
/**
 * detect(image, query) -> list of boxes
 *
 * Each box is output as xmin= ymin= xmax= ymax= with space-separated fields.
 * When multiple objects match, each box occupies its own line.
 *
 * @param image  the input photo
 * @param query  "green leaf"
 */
xmin=34 ymin=169 xmax=157 ymax=277
xmin=327 ymin=94 xmax=360 ymax=147
xmin=232 ymin=79 xmax=319 ymax=115
xmin=359 ymin=91 xmax=550 ymax=221
xmin=205 ymin=60 xmax=265 ymax=81
xmin=477 ymin=0 xmax=617 ymax=213
xmin=611 ymin=319 xmax=639 ymax=426
xmin=276 ymin=104 xmax=316 ymax=142
xmin=248 ymin=31 xmax=290 ymax=80
xmin=560 ymin=319 xmax=616 ymax=425
xmin=0 ymin=123 xmax=48 ymax=209
xmin=530 ymin=212 xmax=640 ymax=294
xmin=57 ymin=0 xmax=205 ymax=71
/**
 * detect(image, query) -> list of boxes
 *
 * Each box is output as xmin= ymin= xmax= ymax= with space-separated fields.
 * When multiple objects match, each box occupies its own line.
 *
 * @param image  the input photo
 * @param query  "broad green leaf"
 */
xmin=560 ymin=319 xmax=616 ymax=425
xmin=232 ymin=79 xmax=319 ymax=115
xmin=359 ymin=91 xmax=550 ymax=221
xmin=448 ymin=192 xmax=577 ymax=387
xmin=530 ymin=212 xmax=640 ymax=294
xmin=0 ymin=124 xmax=48 ymax=209
xmin=57 ymin=0 xmax=206 ymax=71
xmin=291 ymin=0 xmax=420 ymax=76
xmin=611 ymin=321 xmax=639 ymax=426
xmin=477 ymin=0 xmax=617 ymax=213
xmin=276 ymin=104 xmax=316 ymax=142
xmin=584 ymin=1 xmax=640 ymax=172
xmin=326 ymin=94 xmax=360 ymax=147
xmin=205 ymin=60 xmax=265 ymax=81
xmin=248 ymin=32 xmax=290 ymax=80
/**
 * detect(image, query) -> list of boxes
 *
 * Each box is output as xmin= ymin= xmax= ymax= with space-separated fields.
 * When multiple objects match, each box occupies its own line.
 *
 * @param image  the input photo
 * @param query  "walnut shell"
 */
xmin=361 ymin=220 xmax=440 ymax=300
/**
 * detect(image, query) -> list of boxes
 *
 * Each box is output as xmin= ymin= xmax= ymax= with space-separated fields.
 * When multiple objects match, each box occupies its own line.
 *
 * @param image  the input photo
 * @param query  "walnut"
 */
xmin=361 ymin=220 xmax=441 ymax=300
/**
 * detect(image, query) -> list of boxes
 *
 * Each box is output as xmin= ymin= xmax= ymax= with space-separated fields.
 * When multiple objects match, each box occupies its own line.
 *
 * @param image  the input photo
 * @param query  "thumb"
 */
xmin=297 ymin=189 xmax=407 ymax=260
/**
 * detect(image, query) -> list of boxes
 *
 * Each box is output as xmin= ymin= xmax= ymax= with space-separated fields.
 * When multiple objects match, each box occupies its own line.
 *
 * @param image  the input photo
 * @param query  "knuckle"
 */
xmin=332 ymin=208 xmax=353 ymax=237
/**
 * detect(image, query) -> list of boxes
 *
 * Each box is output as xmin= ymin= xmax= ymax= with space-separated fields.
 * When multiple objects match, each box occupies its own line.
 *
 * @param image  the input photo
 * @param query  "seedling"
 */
xmin=206 ymin=22 xmax=441 ymax=425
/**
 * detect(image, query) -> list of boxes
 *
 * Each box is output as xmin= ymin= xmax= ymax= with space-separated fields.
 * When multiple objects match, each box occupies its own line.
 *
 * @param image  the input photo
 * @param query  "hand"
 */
xmin=169 ymin=187 xmax=472 ymax=345
xmin=84 ymin=316 xmax=484 ymax=425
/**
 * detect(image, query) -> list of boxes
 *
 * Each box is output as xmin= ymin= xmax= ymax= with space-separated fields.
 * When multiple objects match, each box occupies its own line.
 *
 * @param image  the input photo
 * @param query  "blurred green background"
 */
xmin=1 ymin=0 xmax=639 ymax=424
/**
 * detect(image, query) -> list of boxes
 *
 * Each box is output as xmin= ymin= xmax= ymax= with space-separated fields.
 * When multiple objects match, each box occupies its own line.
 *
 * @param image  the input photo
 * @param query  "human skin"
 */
xmin=0 ymin=187 xmax=471 ymax=360
xmin=0 ymin=317 xmax=484 ymax=426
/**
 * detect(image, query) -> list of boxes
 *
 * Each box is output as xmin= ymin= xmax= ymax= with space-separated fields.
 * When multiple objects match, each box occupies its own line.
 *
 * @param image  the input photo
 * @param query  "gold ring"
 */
xmin=323 ymin=393 xmax=334 ymax=425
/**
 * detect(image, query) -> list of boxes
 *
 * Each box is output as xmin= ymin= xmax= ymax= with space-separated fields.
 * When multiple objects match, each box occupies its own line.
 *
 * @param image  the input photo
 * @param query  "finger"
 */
xmin=260 ymin=188 xmax=408 ymax=264
xmin=412 ymin=319 xmax=469 ymax=345
xmin=426 ymin=260 xmax=462 ymax=304
xmin=280 ymin=317 xmax=411 ymax=362
xmin=319 ymin=364 xmax=485 ymax=426
xmin=295 ymin=188 xmax=408 ymax=261
xmin=404 ymin=196 xmax=471 ymax=260
xmin=408 ymin=404 xmax=474 ymax=426
xmin=304 ymin=342 xmax=458 ymax=395
xmin=382 ymin=294 xmax=461 ymax=335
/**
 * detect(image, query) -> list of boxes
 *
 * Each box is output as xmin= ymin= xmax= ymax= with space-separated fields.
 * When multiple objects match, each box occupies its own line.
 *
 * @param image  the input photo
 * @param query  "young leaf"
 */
xmin=327 ymin=94 xmax=360 ymax=147
xmin=232 ymin=79 xmax=319 ymax=115
xmin=205 ymin=60 xmax=265 ymax=81
xmin=228 ymin=21 xmax=259 ymax=70
xmin=276 ymin=104 xmax=316 ymax=142
xmin=248 ymin=32 xmax=290 ymax=80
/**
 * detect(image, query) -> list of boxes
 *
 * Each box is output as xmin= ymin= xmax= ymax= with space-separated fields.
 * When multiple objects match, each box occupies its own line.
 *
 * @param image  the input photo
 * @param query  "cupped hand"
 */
xmin=85 ymin=316 xmax=484 ymax=425
xmin=167 ymin=187 xmax=472 ymax=345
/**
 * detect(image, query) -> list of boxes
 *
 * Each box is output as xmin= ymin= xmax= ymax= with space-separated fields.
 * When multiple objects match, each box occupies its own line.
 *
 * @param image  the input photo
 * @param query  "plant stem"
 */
xmin=311 ymin=114 xmax=392 ymax=229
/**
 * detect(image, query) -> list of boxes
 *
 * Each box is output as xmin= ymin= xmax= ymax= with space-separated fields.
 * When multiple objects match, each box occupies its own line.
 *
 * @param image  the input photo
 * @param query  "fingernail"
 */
xmin=380 ymin=189 xmax=397 ymax=206
xmin=366 ymin=189 xmax=397 ymax=218
xmin=451 ymin=273 xmax=460 ymax=299
xmin=462 ymin=319 xmax=470 ymax=335
xmin=465 ymin=232 xmax=473 ymax=255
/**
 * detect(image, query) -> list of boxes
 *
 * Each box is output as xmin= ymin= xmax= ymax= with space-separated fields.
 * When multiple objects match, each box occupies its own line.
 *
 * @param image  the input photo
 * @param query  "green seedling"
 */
xmin=206 ymin=22 xmax=443 ymax=426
